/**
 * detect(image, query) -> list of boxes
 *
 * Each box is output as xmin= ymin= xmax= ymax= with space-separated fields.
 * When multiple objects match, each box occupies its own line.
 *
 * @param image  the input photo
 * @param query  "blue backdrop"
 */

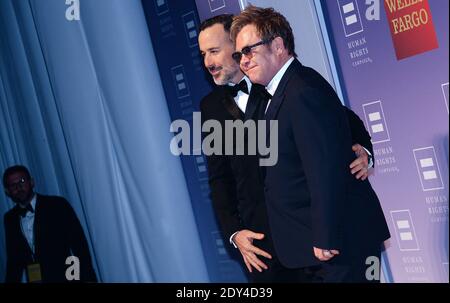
xmin=141 ymin=0 xmax=246 ymax=282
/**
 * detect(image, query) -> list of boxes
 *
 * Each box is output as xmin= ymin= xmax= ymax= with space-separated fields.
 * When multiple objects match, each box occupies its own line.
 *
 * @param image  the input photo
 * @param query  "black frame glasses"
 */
xmin=232 ymin=37 xmax=274 ymax=64
xmin=6 ymin=177 xmax=28 ymax=190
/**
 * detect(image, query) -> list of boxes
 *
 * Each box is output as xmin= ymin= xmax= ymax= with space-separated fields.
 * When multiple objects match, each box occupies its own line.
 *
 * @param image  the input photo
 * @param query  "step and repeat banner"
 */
xmin=321 ymin=0 xmax=448 ymax=282
xmin=141 ymin=0 xmax=245 ymax=282
xmin=142 ymin=0 xmax=448 ymax=282
xmin=195 ymin=0 xmax=242 ymax=21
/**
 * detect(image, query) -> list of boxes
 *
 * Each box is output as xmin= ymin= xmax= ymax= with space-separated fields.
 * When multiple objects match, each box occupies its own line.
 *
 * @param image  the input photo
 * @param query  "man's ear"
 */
xmin=273 ymin=37 xmax=285 ymax=55
xmin=4 ymin=188 xmax=11 ymax=198
xmin=30 ymin=178 xmax=35 ymax=189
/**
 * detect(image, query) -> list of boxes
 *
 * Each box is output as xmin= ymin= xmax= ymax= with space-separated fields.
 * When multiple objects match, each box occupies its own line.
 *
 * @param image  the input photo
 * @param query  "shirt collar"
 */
xmin=19 ymin=193 xmax=36 ymax=211
xmin=266 ymin=57 xmax=295 ymax=96
xmin=30 ymin=194 xmax=36 ymax=210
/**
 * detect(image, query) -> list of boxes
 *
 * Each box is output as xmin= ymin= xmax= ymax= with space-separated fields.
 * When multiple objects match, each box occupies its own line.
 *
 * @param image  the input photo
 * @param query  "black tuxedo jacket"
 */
xmin=200 ymin=79 xmax=376 ymax=258
xmin=263 ymin=59 xmax=390 ymax=268
xmin=200 ymin=84 xmax=275 ymax=254
xmin=3 ymin=194 xmax=97 ymax=282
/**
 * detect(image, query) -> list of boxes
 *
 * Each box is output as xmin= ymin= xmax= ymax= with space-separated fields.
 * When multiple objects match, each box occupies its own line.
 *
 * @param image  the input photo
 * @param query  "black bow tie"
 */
xmin=227 ymin=80 xmax=249 ymax=97
xmin=18 ymin=203 xmax=34 ymax=218
xmin=260 ymin=88 xmax=272 ymax=102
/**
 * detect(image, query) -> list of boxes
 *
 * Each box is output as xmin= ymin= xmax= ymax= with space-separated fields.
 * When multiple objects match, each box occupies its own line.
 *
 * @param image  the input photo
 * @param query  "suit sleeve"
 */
xmin=61 ymin=199 xmax=97 ymax=282
xmin=200 ymin=99 xmax=242 ymax=242
xmin=288 ymin=88 xmax=351 ymax=250
xmin=344 ymin=107 xmax=374 ymax=160
xmin=4 ymin=214 xmax=20 ymax=282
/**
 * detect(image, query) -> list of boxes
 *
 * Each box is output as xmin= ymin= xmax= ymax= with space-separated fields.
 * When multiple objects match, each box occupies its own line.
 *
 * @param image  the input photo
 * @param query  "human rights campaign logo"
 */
xmin=390 ymin=210 xmax=420 ymax=251
xmin=337 ymin=0 xmax=364 ymax=37
xmin=413 ymin=146 xmax=444 ymax=191
xmin=182 ymin=11 xmax=199 ymax=48
xmin=154 ymin=0 xmax=169 ymax=16
xmin=363 ymin=100 xmax=390 ymax=144
xmin=442 ymin=83 xmax=449 ymax=114
xmin=208 ymin=0 xmax=226 ymax=12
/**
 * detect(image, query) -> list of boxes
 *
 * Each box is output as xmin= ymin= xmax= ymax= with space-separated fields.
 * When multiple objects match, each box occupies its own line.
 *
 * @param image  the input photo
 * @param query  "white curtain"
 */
xmin=0 ymin=0 xmax=209 ymax=282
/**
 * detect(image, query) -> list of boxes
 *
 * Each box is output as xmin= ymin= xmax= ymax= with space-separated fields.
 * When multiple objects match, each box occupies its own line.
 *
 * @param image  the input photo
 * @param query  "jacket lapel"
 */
xmin=11 ymin=205 xmax=34 ymax=260
xmin=33 ymin=195 xmax=42 ymax=258
xmin=265 ymin=94 xmax=285 ymax=136
xmin=219 ymin=86 xmax=244 ymax=120
xmin=265 ymin=59 xmax=302 ymax=123
xmin=244 ymin=83 xmax=265 ymax=120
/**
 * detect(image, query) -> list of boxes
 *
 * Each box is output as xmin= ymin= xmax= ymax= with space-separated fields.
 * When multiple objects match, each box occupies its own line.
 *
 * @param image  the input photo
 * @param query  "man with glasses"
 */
xmin=231 ymin=6 xmax=390 ymax=282
xmin=2 ymin=165 xmax=97 ymax=282
xmin=231 ymin=37 xmax=275 ymax=64
xmin=198 ymin=14 xmax=375 ymax=282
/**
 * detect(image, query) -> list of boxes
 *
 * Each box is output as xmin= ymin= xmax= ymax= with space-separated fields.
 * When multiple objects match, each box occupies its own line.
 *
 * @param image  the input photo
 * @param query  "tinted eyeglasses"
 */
xmin=6 ymin=177 xmax=28 ymax=191
xmin=232 ymin=37 xmax=274 ymax=64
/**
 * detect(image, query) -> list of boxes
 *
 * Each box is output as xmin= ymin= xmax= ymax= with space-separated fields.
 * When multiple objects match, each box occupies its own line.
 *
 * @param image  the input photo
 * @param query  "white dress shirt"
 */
xmin=20 ymin=195 xmax=36 ymax=254
xmin=228 ymin=76 xmax=252 ymax=113
xmin=19 ymin=194 xmax=36 ymax=282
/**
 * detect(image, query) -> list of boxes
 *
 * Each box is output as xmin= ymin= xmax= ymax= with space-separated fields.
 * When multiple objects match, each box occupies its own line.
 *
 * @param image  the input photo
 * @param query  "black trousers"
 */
xmin=249 ymin=255 xmax=320 ymax=283
xmin=249 ymin=245 xmax=382 ymax=283
xmin=315 ymin=245 xmax=383 ymax=283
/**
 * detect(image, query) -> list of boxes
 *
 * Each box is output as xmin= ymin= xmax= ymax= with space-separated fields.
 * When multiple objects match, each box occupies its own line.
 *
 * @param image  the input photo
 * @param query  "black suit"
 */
xmin=200 ymin=84 xmax=273 ymax=253
xmin=263 ymin=59 xmax=390 ymax=282
xmin=200 ymin=78 xmax=377 ymax=282
xmin=4 ymin=194 xmax=97 ymax=282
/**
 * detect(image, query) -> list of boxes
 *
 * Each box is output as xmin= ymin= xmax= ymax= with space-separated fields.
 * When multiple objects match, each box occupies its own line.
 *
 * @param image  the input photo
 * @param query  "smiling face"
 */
xmin=199 ymin=23 xmax=243 ymax=85
xmin=235 ymin=24 xmax=281 ymax=86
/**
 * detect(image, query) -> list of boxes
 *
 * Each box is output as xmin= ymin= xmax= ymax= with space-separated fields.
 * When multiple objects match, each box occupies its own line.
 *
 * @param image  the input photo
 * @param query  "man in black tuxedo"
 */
xmin=231 ymin=6 xmax=390 ymax=282
xmin=2 ymin=165 xmax=97 ymax=282
xmin=199 ymin=14 xmax=376 ymax=282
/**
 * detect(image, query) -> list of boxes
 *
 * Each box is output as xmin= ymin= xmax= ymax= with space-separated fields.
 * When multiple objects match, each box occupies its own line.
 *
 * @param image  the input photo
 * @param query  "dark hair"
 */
xmin=230 ymin=5 xmax=297 ymax=57
xmin=199 ymin=14 xmax=234 ymax=33
xmin=3 ymin=165 xmax=31 ymax=187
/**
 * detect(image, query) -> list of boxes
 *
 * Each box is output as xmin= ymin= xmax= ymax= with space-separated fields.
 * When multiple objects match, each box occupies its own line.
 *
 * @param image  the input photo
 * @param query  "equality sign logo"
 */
xmin=337 ymin=0 xmax=364 ymax=37
xmin=384 ymin=0 xmax=438 ymax=60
